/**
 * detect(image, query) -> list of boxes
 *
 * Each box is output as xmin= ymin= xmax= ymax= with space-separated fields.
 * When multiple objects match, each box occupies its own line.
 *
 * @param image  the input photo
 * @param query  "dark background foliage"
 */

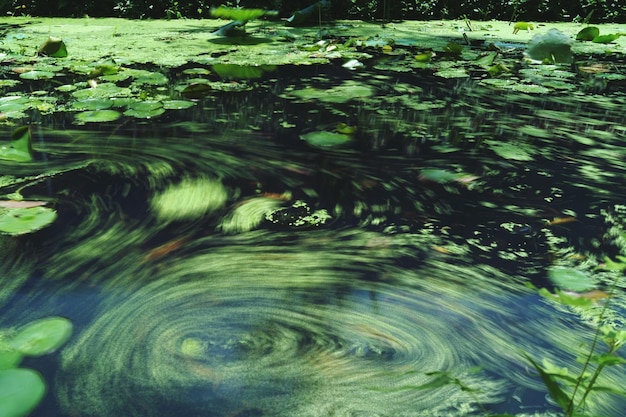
xmin=1 ymin=0 xmax=625 ymax=22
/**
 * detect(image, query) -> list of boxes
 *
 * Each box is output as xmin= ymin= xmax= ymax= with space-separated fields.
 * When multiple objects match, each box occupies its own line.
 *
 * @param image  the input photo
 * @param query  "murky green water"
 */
xmin=2 ymin=64 xmax=626 ymax=417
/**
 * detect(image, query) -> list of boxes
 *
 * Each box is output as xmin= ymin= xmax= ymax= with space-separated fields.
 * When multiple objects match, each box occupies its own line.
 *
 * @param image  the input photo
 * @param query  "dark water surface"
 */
xmin=1 ymin=63 xmax=626 ymax=417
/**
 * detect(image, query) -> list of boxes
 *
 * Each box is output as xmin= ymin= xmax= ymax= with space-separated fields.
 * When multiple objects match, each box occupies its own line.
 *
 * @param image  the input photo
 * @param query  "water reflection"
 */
xmin=1 ymin=67 xmax=626 ymax=417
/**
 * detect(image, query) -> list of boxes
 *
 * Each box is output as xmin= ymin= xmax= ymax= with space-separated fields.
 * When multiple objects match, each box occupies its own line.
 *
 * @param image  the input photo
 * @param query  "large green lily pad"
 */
xmin=10 ymin=317 xmax=73 ymax=356
xmin=0 ymin=206 xmax=57 ymax=235
xmin=0 ymin=368 xmax=46 ymax=417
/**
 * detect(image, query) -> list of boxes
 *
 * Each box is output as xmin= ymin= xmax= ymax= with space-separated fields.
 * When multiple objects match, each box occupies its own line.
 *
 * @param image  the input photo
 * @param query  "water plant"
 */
xmin=0 ymin=316 xmax=73 ymax=417
xmin=524 ymin=274 xmax=626 ymax=417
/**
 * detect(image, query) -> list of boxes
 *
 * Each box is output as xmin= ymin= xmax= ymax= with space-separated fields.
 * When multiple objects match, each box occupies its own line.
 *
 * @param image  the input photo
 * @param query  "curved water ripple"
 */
xmin=57 ymin=233 xmax=510 ymax=417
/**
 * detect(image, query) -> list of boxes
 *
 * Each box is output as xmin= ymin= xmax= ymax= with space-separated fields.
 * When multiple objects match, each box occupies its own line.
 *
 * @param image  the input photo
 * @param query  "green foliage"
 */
xmin=0 ymin=317 xmax=73 ymax=417
xmin=525 ymin=277 xmax=626 ymax=417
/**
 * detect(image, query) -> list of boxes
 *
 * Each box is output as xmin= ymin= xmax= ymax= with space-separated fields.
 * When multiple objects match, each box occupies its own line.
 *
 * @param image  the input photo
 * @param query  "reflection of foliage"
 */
xmin=1 ymin=0 xmax=625 ymax=21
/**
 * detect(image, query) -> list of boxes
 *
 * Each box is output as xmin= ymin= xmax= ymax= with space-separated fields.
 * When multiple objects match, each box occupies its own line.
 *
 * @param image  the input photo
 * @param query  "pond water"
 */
xmin=1 ymin=60 xmax=626 ymax=417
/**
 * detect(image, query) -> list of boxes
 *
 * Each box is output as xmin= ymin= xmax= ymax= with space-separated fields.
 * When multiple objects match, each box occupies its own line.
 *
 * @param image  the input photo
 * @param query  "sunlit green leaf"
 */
xmin=576 ymin=26 xmax=600 ymax=41
xmin=300 ymin=131 xmax=353 ymax=148
xmin=74 ymin=109 xmax=121 ymax=123
xmin=10 ymin=317 xmax=73 ymax=356
xmin=0 ymin=368 xmax=46 ymax=417
xmin=522 ymin=352 xmax=571 ymax=410
xmin=0 ymin=206 xmax=57 ymax=235
xmin=19 ymin=71 xmax=55 ymax=80
xmin=592 ymin=34 xmax=622 ymax=44
xmin=0 ymin=126 xmax=33 ymax=162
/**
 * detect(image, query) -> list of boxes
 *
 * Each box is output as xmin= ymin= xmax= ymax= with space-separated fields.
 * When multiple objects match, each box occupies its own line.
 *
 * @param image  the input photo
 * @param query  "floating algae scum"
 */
xmin=1 ymin=15 xmax=626 ymax=417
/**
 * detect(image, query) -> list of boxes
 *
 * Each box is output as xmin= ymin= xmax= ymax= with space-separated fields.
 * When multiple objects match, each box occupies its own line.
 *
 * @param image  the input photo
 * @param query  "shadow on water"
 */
xmin=1 ymin=61 xmax=626 ymax=417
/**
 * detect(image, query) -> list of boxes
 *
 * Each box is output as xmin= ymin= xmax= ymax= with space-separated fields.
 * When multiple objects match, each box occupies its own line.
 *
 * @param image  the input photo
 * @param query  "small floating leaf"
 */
xmin=576 ymin=26 xmax=600 ymax=41
xmin=19 ymin=71 xmax=55 ymax=80
xmin=123 ymin=101 xmax=165 ymax=119
xmin=0 ymin=368 xmax=46 ymax=417
xmin=0 ymin=206 xmax=57 ymax=235
xmin=10 ymin=317 xmax=73 ymax=356
xmin=162 ymin=100 xmax=195 ymax=110
xmin=512 ymin=22 xmax=534 ymax=34
xmin=300 ymin=131 xmax=353 ymax=148
xmin=74 ymin=109 xmax=121 ymax=123
xmin=592 ymin=33 xmax=622 ymax=44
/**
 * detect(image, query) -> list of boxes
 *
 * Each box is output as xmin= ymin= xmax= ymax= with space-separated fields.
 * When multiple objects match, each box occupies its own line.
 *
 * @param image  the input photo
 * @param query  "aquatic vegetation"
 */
xmin=526 ymin=29 xmax=573 ymax=63
xmin=0 ymin=317 xmax=73 ymax=417
xmin=150 ymin=176 xmax=228 ymax=222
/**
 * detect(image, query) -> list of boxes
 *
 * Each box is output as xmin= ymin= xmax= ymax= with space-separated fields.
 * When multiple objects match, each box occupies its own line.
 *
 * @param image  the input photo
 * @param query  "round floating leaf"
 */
xmin=123 ymin=101 xmax=165 ymax=119
xmin=210 ymin=6 xmax=266 ymax=21
xmin=19 ymin=71 xmax=55 ymax=80
xmin=71 ymin=99 xmax=113 ymax=111
xmin=162 ymin=100 xmax=195 ymax=110
xmin=72 ymin=83 xmax=132 ymax=100
xmin=181 ymin=82 xmax=213 ymax=99
xmin=0 ymin=126 xmax=33 ymax=162
xmin=74 ymin=109 xmax=121 ymax=124
xmin=576 ymin=26 xmax=600 ymax=41
xmin=0 ymin=368 xmax=46 ymax=417
xmin=300 ymin=131 xmax=353 ymax=148
xmin=10 ymin=317 xmax=72 ymax=356
xmin=548 ymin=267 xmax=596 ymax=292
xmin=0 ymin=207 xmax=57 ymax=235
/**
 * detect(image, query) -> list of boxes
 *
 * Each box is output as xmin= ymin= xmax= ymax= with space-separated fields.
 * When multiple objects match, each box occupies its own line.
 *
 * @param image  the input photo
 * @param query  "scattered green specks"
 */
xmin=151 ymin=176 xmax=228 ymax=222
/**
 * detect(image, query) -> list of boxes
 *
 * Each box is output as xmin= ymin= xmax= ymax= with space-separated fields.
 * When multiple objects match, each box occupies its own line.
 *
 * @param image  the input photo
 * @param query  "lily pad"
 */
xmin=300 ymin=131 xmax=353 ymax=148
xmin=0 ymin=206 xmax=57 ymax=235
xmin=10 ymin=317 xmax=73 ymax=356
xmin=576 ymin=26 xmax=600 ymax=41
xmin=212 ymin=64 xmax=276 ymax=80
xmin=123 ymin=101 xmax=165 ymax=119
xmin=162 ymin=100 xmax=195 ymax=110
xmin=0 ymin=368 xmax=46 ymax=417
xmin=74 ymin=109 xmax=122 ymax=123
xmin=19 ymin=71 xmax=56 ymax=80
xmin=592 ymin=34 xmax=622 ymax=44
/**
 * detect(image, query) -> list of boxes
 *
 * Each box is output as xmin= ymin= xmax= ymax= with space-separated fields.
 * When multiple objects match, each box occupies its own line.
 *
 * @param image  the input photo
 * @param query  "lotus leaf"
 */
xmin=19 ymin=71 xmax=55 ymax=80
xmin=10 ymin=317 xmax=73 ymax=356
xmin=0 ymin=206 xmax=57 ymax=235
xmin=74 ymin=109 xmax=122 ymax=123
xmin=576 ymin=26 xmax=600 ymax=41
xmin=592 ymin=34 xmax=622 ymax=44
xmin=0 ymin=126 xmax=33 ymax=162
xmin=300 ymin=131 xmax=353 ymax=148
xmin=123 ymin=101 xmax=165 ymax=119
xmin=0 ymin=368 xmax=46 ymax=417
